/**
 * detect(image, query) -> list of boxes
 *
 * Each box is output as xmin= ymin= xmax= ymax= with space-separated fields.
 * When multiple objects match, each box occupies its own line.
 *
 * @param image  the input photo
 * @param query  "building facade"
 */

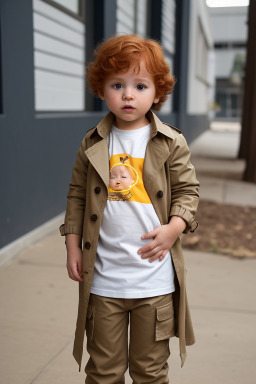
xmin=0 ymin=0 xmax=212 ymax=258
xmin=208 ymin=5 xmax=248 ymax=120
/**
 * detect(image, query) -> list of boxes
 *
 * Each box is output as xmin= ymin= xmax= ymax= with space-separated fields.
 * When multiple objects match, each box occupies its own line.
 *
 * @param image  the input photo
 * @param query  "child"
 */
xmin=60 ymin=34 xmax=199 ymax=383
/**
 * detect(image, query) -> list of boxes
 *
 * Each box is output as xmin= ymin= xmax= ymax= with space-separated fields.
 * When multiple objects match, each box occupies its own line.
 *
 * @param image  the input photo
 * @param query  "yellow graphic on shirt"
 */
xmin=108 ymin=153 xmax=151 ymax=203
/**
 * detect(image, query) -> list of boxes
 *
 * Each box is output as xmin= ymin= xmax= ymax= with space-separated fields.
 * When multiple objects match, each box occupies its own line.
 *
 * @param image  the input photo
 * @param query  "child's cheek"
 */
xmin=107 ymin=91 xmax=118 ymax=103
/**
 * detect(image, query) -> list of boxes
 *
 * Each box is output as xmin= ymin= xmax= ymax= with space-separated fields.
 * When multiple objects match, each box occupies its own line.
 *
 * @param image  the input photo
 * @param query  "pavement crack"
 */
xmin=18 ymin=260 xmax=64 ymax=268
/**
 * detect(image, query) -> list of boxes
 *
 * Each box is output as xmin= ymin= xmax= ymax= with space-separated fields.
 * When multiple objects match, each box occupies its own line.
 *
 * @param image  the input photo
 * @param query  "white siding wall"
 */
xmin=162 ymin=0 xmax=175 ymax=55
xmin=33 ymin=0 xmax=85 ymax=111
xmin=160 ymin=0 xmax=176 ymax=114
xmin=136 ymin=0 xmax=147 ymax=37
xmin=116 ymin=0 xmax=136 ymax=34
xmin=116 ymin=0 xmax=147 ymax=37
xmin=187 ymin=0 xmax=214 ymax=115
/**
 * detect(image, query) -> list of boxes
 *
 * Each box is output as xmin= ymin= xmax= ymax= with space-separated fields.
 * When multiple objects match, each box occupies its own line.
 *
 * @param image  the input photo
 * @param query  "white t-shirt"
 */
xmin=90 ymin=123 xmax=175 ymax=298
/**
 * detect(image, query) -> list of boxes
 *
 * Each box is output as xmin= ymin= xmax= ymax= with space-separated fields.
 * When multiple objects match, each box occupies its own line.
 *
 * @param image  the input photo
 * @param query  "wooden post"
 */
xmin=238 ymin=0 xmax=256 ymax=182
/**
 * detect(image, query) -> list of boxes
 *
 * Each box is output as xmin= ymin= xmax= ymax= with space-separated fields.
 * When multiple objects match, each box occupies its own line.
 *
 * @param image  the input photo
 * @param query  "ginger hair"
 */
xmin=86 ymin=34 xmax=175 ymax=111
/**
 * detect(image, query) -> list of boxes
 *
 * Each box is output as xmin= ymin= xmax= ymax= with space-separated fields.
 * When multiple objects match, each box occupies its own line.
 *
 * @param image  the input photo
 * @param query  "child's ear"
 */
xmin=98 ymin=90 xmax=105 ymax=100
xmin=153 ymin=96 xmax=160 ymax=104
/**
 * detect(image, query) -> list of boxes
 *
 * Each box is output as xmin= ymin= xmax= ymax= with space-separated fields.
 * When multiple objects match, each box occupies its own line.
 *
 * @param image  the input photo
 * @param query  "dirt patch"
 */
xmin=181 ymin=200 xmax=256 ymax=259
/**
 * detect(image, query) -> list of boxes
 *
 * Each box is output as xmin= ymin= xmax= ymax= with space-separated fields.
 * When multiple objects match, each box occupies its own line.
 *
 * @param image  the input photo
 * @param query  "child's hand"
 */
xmin=66 ymin=247 xmax=83 ymax=282
xmin=137 ymin=216 xmax=186 ymax=263
xmin=66 ymin=234 xmax=83 ymax=282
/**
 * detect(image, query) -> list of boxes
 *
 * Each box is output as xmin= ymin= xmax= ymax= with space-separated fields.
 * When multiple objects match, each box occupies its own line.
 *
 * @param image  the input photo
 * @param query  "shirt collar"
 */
xmin=89 ymin=110 xmax=175 ymax=140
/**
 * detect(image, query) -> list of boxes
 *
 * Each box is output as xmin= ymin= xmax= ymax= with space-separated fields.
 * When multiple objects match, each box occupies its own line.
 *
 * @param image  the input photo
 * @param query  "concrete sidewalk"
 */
xmin=190 ymin=128 xmax=256 ymax=207
xmin=1 ymin=127 xmax=256 ymax=384
xmin=1 ymin=231 xmax=255 ymax=384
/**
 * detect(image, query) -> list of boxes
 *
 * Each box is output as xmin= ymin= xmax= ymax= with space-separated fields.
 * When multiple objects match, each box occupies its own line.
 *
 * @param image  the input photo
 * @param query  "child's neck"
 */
xmin=114 ymin=116 xmax=150 ymax=131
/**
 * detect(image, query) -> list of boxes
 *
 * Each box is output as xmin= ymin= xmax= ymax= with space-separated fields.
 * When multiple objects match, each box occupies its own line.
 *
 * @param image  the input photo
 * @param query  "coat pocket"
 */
xmin=155 ymin=300 xmax=175 ymax=341
xmin=85 ymin=304 xmax=95 ymax=341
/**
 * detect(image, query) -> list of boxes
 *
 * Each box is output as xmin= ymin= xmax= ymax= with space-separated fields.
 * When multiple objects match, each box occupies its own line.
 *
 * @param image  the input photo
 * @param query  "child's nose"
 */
xmin=123 ymin=88 xmax=134 ymax=100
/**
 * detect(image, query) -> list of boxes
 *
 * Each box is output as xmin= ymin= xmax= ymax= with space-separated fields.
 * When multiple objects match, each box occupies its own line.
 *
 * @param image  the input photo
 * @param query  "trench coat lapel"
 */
xmin=143 ymin=141 xmax=171 ymax=183
xmin=84 ymin=112 xmax=114 ymax=190
xmin=85 ymin=140 xmax=110 ymax=190
xmin=143 ymin=140 xmax=170 ymax=202
xmin=143 ymin=111 xmax=173 ymax=196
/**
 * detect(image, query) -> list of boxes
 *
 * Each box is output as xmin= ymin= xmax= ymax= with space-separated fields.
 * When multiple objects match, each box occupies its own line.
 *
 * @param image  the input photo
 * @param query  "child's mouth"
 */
xmin=123 ymin=106 xmax=135 ymax=110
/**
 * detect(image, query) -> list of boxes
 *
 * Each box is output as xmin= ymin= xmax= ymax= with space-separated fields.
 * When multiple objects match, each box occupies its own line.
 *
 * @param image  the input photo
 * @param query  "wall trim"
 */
xmin=0 ymin=213 xmax=64 ymax=267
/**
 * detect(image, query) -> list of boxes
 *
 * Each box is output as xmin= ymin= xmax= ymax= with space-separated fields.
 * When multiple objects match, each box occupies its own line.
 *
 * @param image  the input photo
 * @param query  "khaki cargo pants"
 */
xmin=84 ymin=292 xmax=175 ymax=384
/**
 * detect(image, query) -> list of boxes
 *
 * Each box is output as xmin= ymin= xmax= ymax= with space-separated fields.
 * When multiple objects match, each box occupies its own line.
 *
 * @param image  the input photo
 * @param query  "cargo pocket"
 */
xmin=155 ymin=300 xmax=175 ymax=341
xmin=85 ymin=304 xmax=95 ymax=341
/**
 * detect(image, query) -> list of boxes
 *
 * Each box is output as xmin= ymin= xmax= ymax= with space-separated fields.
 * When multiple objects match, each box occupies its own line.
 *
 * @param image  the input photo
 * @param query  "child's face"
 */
xmin=99 ymin=60 xmax=159 ymax=130
xmin=109 ymin=165 xmax=135 ymax=191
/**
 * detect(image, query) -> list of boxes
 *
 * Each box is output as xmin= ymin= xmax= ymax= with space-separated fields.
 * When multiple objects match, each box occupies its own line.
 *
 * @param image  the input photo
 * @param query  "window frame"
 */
xmin=42 ymin=0 xmax=85 ymax=22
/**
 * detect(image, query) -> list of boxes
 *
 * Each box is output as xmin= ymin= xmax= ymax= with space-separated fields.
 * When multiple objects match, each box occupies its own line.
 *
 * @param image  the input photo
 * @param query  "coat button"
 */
xmin=157 ymin=190 xmax=163 ymax=198
xmin=91 ymin=214 xmax=98 ymax=222
xmin=84 ymin=242 xmax=91 ymax=249
xmin=94 ymin=186 xmax=101 ymax=194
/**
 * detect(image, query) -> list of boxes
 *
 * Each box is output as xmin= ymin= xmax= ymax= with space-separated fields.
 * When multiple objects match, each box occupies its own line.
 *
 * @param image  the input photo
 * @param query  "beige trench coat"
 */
xmin=59 ymin=110 xmax=199 ymax=371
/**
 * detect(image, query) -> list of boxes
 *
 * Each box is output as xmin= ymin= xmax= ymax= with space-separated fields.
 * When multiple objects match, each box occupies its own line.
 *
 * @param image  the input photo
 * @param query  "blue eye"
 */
xmin=137 ymin=84 xmax=146 ymax=91
xmin=113 ymin=83 xmax=122 ymax=89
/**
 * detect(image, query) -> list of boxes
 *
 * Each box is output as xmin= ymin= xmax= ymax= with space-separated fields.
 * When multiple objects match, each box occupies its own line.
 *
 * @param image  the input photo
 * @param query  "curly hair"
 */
xmin=86 ymin=34 xmax=175 ymax=111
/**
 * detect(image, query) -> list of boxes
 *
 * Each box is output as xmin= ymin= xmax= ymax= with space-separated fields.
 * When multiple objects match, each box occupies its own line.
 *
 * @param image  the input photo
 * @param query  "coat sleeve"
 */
xmin=59 ymin=139 xmax=89 ymax=238
xmin=168 ymin=134 xmax=199 ymax=233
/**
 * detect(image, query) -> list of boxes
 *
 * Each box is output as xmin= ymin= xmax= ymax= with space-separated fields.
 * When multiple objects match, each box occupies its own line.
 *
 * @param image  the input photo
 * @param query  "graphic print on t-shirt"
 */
xmin=108 ymin=153 xmax=151 ymax=203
